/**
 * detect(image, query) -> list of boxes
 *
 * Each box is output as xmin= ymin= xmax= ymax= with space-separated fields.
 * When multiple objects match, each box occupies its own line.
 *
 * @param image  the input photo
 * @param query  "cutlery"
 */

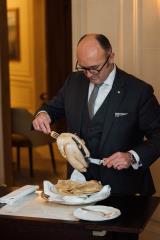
xmin=85 ymin=157 xmax=103 ymax=165
xmin=81 ymin=207 xmax=113 ymax=217
xmin=50 ymin=131 xmax=59 ymax=139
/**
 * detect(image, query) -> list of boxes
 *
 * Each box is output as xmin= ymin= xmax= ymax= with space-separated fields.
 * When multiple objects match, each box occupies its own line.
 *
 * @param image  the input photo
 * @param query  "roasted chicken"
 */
xmin=51 ymin=131 xmax=90 ymax=172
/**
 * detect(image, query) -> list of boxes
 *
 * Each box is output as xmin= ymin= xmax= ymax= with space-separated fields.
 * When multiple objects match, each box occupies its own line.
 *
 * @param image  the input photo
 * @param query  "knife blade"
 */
xmin=72 ymin=137 xmax=103 ymax=166
xmin=85 ymin=157 xmax=103 ymax=165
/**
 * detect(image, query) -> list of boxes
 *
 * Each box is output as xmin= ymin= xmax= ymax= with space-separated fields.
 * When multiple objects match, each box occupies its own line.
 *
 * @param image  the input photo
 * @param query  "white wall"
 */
xmin=72 ymin=0 xmax=160 ymax=100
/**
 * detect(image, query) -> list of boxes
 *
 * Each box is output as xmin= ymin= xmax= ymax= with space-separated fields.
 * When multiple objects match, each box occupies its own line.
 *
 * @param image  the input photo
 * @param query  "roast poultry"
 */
xmin=55 ymin=179 xmax=102 ymax=196
xmin=50 ymin=131 xmax=90 ymax=172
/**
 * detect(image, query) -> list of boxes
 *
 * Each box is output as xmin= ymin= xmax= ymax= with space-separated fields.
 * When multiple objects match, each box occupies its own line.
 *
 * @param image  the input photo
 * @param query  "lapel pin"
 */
xmin=117 ymin=90 xmax=120 ymax=94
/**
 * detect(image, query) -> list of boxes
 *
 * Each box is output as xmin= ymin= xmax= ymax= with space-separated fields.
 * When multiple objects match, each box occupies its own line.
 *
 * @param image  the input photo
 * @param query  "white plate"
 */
xmin=73 ymin=205 xmax=121 ymax=221
xmin=41 ymin=191 xmax=110 ymax=205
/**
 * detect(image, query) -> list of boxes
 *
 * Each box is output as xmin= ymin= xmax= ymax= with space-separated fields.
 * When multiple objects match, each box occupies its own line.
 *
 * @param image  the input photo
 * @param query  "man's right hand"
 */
xmin=32 ymin=112 xmax=51 ymax=134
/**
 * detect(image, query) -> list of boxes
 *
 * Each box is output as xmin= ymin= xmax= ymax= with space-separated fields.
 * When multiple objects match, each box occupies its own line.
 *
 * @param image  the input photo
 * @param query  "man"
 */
xmin=33 ymin=34 xmax=160 ymax=239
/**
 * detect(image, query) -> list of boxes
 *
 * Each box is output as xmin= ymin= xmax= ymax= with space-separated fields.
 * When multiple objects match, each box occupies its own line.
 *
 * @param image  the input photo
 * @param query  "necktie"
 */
xmin=88 ymin=84 xmax=102 ymax=119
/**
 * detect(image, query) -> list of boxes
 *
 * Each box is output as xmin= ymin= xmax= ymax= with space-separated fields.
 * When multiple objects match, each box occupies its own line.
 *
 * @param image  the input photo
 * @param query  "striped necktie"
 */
xmin=88 ymin=84 xmax=102 ymax=119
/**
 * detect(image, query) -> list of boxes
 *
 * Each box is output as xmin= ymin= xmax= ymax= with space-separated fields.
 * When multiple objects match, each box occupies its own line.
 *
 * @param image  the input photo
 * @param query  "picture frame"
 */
xmin=7 ymin=9 xmax=20 ymax=61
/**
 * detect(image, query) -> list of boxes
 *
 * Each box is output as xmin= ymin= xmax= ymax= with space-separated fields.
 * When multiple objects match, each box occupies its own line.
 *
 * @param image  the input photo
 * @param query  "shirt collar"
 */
xmin=103 ymin=64 xmax=116 ymax=87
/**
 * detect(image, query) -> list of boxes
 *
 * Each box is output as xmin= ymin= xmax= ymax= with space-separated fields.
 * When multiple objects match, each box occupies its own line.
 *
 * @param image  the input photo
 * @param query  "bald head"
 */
xmin=77 ymin=34 xmax=112 ymax=67
xmin=76 ymin=34 xmax=114 ymax=84
xmin=78 ymin=34 xmax=112 ymax=53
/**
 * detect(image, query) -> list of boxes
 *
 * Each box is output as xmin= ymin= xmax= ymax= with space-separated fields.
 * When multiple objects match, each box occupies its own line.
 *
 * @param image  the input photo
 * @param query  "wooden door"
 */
xmin=44 ymin=0 xmax=72 ymax=132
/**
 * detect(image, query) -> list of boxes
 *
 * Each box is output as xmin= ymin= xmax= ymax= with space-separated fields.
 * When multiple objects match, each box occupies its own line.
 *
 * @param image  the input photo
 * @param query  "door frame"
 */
xmin=0 ymin=0 xmax=12 ymax=185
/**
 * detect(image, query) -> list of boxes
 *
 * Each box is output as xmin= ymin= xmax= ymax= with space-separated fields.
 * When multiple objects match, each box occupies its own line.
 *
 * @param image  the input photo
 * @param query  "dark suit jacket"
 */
xmin=40 ymin=67 xmax=160 ymax=195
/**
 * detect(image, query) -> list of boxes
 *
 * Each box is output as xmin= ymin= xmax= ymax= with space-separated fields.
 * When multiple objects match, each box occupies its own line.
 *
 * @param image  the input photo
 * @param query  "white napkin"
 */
xmin=70 ymin=169 xmax=86 ymax=183
xmin=43 ymin=170 xmax=111 ymax=204
xmin=43 ymin=181 xmax=62 ymax=201
xmin=63 ymin=185 xmax=111 ymax=203
xmin=87 ymin=185 xmax=111 ymax=201
xmin=0 ymin=185 xmax=39 ymax=205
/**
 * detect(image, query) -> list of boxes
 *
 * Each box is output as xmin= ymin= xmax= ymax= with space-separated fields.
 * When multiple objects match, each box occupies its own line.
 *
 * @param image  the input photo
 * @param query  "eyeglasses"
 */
xmin=75 ymin=54 xmax=111 ymax=75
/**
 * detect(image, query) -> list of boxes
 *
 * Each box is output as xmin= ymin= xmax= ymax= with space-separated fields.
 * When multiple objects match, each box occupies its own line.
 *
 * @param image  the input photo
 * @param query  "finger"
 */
xmin=103 ymin=157 xmax=114 ymax=167
xmin=33 ymin=121 xmax=43 ymax=132
xmin=103 ymin=156 xmax=118 ymax=168
xmin=39 ymin=121 xmax=50 ymax=134
xmin=103 ymin=152 xmax=120 ymax=164
xmin=115 ymin=156 xmax=131 ymax=168
xmin=43 ymin=121 xmax=51 ymax=134
xmin=34 ymin=119 xmax=50 ymax=134
xmin=32 ymin=119 xmax=40 ymax=131
xmin=103 ymin=152 xmax=126 ymax=168
xmin=39 ymin=115 xmax=51 ymax=133
xmin=102 ymin=158 xmax=113 ymax=167
xmin=34 ymin=116 xmax=51 ymax=134
xmin=114 ymin=160 xmax=130 ymax=170
xmin=116 ymin=164 xmax=128 ymax=170
xmin=117 ymin=165 xmax=125 ymax=170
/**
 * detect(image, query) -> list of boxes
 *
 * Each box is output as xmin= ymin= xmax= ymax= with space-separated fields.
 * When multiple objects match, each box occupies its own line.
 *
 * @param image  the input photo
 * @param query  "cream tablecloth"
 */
xmin=0 ymin=191 xmax=80 ymax=221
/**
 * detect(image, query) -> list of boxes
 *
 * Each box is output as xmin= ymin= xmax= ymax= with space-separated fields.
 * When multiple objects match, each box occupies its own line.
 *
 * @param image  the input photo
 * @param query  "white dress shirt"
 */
xmin=88 ymin=65 xmax=116 ymax=115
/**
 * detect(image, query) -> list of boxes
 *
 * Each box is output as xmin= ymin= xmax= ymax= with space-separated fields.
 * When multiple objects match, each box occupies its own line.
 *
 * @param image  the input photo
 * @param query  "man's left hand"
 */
xmin=103 ymin=152 xmax=132 ymax=170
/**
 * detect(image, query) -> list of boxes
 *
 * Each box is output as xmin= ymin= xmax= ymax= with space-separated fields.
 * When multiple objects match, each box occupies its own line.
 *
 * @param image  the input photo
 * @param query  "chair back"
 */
xmin=11 ymin=107 xmax=53 ymax=147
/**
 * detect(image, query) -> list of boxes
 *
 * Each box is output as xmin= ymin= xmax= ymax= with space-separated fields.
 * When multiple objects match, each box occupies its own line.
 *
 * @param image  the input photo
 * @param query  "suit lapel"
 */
xmin=99 ymin=68 xmax=126 ymax=151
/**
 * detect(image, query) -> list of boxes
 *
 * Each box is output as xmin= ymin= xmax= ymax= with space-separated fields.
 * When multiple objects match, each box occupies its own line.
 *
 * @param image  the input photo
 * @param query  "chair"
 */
xmin=11 ymin=107 xmax=56 ymax=177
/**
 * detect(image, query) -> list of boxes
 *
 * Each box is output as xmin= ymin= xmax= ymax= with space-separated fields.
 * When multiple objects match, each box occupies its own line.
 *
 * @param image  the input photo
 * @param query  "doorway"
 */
xmin=0 ymin=0 xmax=72 ymax=184
xmin=45 ymin=0 xmax=72 ymax=99
xmin=43 ymin=0 xmax=72 ymax=132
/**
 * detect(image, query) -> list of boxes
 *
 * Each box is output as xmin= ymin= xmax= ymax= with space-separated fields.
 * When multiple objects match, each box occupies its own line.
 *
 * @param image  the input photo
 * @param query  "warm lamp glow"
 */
xmin=157 ymin=0 xmax=160 ymax=14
